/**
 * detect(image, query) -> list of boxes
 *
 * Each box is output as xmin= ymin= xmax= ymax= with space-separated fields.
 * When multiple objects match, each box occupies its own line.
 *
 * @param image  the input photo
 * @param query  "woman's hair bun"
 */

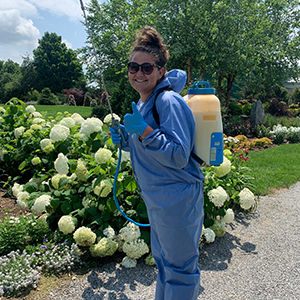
xmin=131 ymin=26 xmax=169 ymax=67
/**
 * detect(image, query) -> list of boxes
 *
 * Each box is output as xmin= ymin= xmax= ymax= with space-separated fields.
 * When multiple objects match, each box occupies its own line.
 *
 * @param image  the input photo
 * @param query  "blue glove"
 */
xmin=124 ymin=102 xmax=148 ymax=136
xmin=109 ymin=124 xmax=128 ymax=147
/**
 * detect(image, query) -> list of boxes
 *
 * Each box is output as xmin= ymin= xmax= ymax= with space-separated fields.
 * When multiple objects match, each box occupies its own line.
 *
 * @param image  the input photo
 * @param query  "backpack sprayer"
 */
xmin=79 ymin=0 xmax=150 ymax=227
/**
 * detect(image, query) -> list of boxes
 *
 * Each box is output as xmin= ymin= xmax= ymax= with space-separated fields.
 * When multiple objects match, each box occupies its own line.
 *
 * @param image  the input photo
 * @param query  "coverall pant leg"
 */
xmin=148 ymin=183 xmax=204 ymax=300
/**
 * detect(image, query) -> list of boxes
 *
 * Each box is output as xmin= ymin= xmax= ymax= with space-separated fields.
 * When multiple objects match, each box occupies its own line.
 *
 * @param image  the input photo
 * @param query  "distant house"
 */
xmin=284 ymin=79 xmax=300 ymax=93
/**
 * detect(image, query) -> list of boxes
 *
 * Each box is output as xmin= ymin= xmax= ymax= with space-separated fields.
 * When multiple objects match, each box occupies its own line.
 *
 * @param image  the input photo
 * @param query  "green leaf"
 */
xmin=50 ymin=199 xmax=60 ymax=209
xmin=102 ymin=211 xmax=111 ymax=222
xmin=73 ymin=202 xmax=83 ymax=210
xmin=204 ymin=218 xmax=214 ymax=227
xmin=61 ymin=203 xmax=72 ymax=214
xmin=18 ymin=161 xmax=27 ymax=171
xmin=140 ymin=230 xmax=150 ymax=244
xmin=124 ymin=177 xmax=138 ymax=191
xmin=106 ymin=198 xmax=117 ymax=212
xmin=93 ymin=174 xmax=104 ymax=189
xmin=78 ymin=208 xmax=88 ymax=219
xmin=87 ymin=206 xmax=98 ymax=216
xmin=59 ymin=177 xmax=69 ymax=188
xmin=125 ymin=196 xmax=136 ymax=206
xmin=136 ymin=203 xmax=148 ymax=219
xmin=92 ymin=140 xmax=102 ymax=152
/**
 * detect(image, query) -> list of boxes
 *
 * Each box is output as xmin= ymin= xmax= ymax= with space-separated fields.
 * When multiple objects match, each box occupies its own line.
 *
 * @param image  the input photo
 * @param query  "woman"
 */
xmin=110 ymin=26 xmax=204 ymax=300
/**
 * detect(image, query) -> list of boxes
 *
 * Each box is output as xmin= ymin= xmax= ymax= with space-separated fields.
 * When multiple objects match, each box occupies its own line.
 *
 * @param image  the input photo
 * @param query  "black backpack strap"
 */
xmin=153 ymin=88 xmax=173 ymax=126
xmin=152 ymin=88 xmax=206 ymax=166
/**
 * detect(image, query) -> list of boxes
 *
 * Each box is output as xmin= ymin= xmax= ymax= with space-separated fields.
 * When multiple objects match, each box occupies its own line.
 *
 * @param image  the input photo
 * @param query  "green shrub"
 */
xmin=0 ymin=214 xmax=51 ymax=256
xmin=290 ymin=87 xmax=300 ymax=104
xmin=228 ymin=101 xmax=242 ymax=116
xmin=38 ymin=88 xmax=58 ymax=105
xmin=91 ymin=104 xmax=110 ymax=120
xmin=241 ymin=103 xmax=253 ymax=116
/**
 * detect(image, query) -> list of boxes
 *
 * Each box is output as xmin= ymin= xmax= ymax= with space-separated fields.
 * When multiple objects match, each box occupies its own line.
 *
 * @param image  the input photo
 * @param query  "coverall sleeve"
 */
xmin=142 ymin=93 xmax=195 ymax=169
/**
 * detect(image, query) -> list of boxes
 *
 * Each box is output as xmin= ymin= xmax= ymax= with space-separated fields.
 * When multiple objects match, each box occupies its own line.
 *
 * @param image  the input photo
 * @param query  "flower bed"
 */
xmin=0 ymin=99 xmax=258 ymax=297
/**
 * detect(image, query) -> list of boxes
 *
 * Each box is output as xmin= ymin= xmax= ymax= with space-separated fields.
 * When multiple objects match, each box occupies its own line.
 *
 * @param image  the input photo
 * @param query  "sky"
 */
xmin=0 ymin=0 xmax=96 ymax=65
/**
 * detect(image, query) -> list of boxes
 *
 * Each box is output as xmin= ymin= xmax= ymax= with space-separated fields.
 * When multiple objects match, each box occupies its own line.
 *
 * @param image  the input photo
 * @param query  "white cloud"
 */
xmin=0 ymin=10 xmax=40 ymax=47
xmin=63 ymin=39 xmax=73 ymax=49
xmin=0 ymin=0 xmax=38 ymax=17
xmin=28 ymin=0 xmax=90 ymax=21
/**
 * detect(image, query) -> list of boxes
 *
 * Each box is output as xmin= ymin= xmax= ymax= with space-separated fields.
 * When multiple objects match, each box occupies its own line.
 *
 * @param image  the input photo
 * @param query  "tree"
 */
xmin=0 ymin=60 xmax=22 ymax=103
xmin=33 ymin=32 xmax=84 ymax=93
xmin=80 ymin=0 xmax=300 ymax=107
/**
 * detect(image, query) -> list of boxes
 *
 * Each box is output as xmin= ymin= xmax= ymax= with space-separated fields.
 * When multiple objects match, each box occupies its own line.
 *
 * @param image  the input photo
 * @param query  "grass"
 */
xmin=245 ymin=143 xmax=300 ymax=195
xmin=0 ymin=104 xmax=93 ymax=119
xmin=34 ymin=105 xmax=93 ymax=118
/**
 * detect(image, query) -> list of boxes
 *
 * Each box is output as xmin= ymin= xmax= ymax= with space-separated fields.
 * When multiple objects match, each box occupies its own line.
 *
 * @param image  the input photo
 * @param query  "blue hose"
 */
xmin=113 ymin=148 xmax=150 ymax=227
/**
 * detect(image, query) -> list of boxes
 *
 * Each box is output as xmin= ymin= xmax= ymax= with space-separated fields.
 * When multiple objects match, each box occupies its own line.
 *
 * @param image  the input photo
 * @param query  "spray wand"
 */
xmin=79 ymin=0 xmax=150 ymax=227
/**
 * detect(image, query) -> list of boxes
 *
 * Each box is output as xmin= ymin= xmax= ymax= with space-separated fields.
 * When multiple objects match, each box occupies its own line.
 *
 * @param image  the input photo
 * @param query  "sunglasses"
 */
xmin=127 ymin=62 xmax=162 ymax=75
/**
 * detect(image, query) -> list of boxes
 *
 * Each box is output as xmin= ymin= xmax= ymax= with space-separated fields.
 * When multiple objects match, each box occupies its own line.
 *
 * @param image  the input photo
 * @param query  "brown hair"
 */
xmin=130 ymin=26 xmax=169 ymax=69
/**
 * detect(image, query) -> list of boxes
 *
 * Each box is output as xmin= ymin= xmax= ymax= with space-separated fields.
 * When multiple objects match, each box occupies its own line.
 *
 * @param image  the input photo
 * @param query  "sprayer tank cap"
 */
xmin=188 ymin=81 xmax=215 ymax=95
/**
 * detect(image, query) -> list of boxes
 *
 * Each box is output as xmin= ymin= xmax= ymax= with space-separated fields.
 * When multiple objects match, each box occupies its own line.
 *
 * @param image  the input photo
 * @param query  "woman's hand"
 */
xmin=124 ymin=102 xmax=149 ymax=136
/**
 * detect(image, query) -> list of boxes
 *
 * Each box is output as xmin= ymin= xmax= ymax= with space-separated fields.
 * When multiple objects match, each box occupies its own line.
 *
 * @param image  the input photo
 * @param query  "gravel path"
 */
xmin=43 ymin=182 xmax=300 ymax=300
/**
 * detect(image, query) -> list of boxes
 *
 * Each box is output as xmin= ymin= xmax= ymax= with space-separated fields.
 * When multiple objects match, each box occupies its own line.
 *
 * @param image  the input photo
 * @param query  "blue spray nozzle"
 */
xmin=188 ymin=81 xmax=215 ymax=95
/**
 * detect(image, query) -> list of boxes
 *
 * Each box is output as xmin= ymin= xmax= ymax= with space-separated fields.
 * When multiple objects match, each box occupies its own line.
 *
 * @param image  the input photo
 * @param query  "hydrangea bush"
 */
xmin=0 ymin=100 xmax=259 ymax=272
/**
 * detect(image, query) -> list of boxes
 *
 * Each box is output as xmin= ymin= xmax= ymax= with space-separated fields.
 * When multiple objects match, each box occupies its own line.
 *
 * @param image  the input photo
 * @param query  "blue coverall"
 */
xmin=123 ymin=69 xmax=204 ymax=300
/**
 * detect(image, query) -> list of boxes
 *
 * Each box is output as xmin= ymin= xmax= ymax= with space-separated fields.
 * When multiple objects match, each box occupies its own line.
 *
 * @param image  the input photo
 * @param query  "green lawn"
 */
xmin=0 ymin=104 xmax=93 ymax=119
xmin=245 ymin=143 xmax=300 ymax=195
xmin=34 ymin=105 xmax=93 ymax=118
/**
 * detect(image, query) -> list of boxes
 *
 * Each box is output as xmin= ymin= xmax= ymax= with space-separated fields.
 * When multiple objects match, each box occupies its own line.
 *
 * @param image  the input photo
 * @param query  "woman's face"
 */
xmin=128 ymin=52 xmax=164 ymax=102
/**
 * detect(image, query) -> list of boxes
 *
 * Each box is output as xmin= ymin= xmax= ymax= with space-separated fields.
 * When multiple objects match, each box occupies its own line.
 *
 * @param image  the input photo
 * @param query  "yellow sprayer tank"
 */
xmin=185 ymin=81 xmax=223 ymax=166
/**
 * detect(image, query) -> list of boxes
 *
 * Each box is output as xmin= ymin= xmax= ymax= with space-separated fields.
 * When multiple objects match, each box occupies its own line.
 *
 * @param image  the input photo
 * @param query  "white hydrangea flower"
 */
xmin=31 ymin=111 xmax=42 ymax=118
xmin=54 ymin=153 xmax=69 ymax=175
xmin=116 ymin=150 xmax=131 ymax=163
xmin=51 ymin=174 xmax=69 ymax=190
xmin=214 ymin=156 xmax=231 ymax=178
xmin=223 ymin=149 xmax=232 ymax=157
xmin=31 ymin=157 xmax=41 ymax=165
xmin=207 ymin=186 xmax=228 ymax=207
xmin=203 ymin=228 xmax=216 ymax=243
xmin=93 ymin=179 xmax=112 ymax=197
xmin=103 ymin=227 xmax=115 ymax=239
xmin=32 ymin=117 xmax=45 ymax=124
xmin=0 ymin=107 xmax=6 ymax=114
xmin=12 ymin=183 xmax=23 ymax=197
xmin=239 ymin=188 xmax=255 ymax=210
xmin=50 ymin=124 xmax=70 ymax=142
xmin=79 ymin=117 xmax=103 ymax=136
xmin=16 ymin=191 xmax=29 ymax=202
xmin=103 ymin=113 xmax=121 ymax=124
xmin=73 ymin=226 xmax=96 ymax=247
xmin=119 ymin=223 xmax=141 ymax=243
xmin=40 ymin=138 xmax=52 ymax=149
xmin=17 ymin=199 xmax=28 ymax=209
xmin=0 ymin=148 xmax=7 ymax=161
xmin=223 ymin=208 xmax=235 ymax=224
xmin=123 ymin=239 xmax=149 ymax=259
xmin=58 ymin=215 xmax=75 ymax=234
xmin=31 ymin=195 xmax=51 ymax=214
xmin=89 ymin=237 xmax=118 ymax=257
xmin=14 ymin=126 xmax=25 ymax=139
xmin=122 ymin=256 xmax=137 ymax=268
xmin=71 ymin=113 xmax=85 ymax=125
xmin=210 ymin=219 xmax=226 ymax=237
xmin=95 ymin=148 xmax=112 ymax=165
xmin=25 ymin=105 xmax=36 ymax=113
xmin=30 ymin=124 xmax=42 ymax=131
xmin=75 ymin=159 xmax=88 ymax=182
xmin=82 ymin=195 xmax=96 ymax=209
xmin=60 ymin=117 xmax=76 ymax=128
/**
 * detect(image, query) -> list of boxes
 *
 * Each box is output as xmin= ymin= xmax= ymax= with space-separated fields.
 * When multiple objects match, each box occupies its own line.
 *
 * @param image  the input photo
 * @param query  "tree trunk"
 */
xmin=187 ymin=57 xmax=192 ymax=84
xmin=225 ymin=72 xmax=237 ymax=108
